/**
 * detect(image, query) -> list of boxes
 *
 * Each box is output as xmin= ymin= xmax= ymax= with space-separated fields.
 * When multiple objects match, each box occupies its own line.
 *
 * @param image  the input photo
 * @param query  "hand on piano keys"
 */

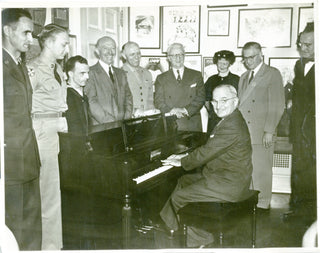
xmin=161 ymin=153 xmax=188 ymax=167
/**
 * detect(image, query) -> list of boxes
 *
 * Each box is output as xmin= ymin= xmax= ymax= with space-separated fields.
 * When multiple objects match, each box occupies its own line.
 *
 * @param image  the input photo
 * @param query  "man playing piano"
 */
xmin=160 ymin=84 xmax=253 ymax=232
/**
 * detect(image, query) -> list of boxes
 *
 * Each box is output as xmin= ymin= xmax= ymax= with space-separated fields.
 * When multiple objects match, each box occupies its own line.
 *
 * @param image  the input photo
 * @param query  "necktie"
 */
xmin=177 ymin=70 xmax=182 ymax=83
xmin=54 ymin=64 xmax=62 ymax=85
xmin=17 ymin=60 xmax=26 ymax=81
xmin=248 ymin=70 xmax=254 ymax=83
xmin=109 ymin=66 xmax=114 ymax=83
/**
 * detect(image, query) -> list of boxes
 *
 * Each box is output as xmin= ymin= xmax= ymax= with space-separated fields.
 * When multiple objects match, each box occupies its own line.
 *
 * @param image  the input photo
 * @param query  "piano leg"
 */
xmin=122 ymin=194 xmax=131 ymax=249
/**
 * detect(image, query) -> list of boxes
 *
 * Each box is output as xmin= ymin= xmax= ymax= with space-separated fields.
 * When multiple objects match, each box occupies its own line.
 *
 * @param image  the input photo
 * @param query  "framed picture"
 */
xmin=105 ymin=8 xmax=117 ymax=34
xmin=238 ymin=8 xmax=292 ymax=48
xmin=52 ymin=8 xmax=69 ymax=29
xmin=269 ymin=57 xmax=299 ymax=86
xmin=68 ymin=34 xmax=77 ymax=57
xmin=28 ymin=8 xmax=46 ymax=36
xmin=129 ymin=7 xmax=160 ymax=49
xmin=207 ymin=10 xmax=230 ymax=36
xmin=298 ymin=7 xmax=314 ymax=34
xmin=87 ymin=8 xmax=102 ymax=30
xmin=184 ymin=55 xmax=202 ymax=72
xmin=162 ymin=5 xmax=201 ymax=53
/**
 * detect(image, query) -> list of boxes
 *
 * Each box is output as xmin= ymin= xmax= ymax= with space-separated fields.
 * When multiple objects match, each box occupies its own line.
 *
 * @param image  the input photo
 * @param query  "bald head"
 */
xmin=96 ymin=36 xmax=117 ymax=65
xmin=122 ymin=41 xmax=141 ymax=68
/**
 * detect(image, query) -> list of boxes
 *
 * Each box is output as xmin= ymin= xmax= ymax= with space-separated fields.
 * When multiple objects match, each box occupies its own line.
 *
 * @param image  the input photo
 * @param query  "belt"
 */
xmin=31 ymin=112 xmax=66 ymax=118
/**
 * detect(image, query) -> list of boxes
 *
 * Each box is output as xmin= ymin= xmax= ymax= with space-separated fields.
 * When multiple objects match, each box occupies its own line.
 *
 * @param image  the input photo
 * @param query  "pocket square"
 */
xmin=190 ymin=83 xmax=197 ymax=88
xmin=210 ymin=134 xmax=215 ymax=138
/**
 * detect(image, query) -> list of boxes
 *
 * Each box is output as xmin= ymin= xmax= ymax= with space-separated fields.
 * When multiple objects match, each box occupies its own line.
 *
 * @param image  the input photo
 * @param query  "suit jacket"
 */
xmin=2 ymin=49 xmax=40 ymax=184
xmin=122 ymin=63 xmax=154 ymax=111
xmin=291 ymin=59 xmax=315 ymax=150
xmin=85 ymin=62 xmax=133 ymax=125
xmin=181 ymin=109 xmax=253 ymax=202
xmin=154 ymin=67 xmax=205 ymax=132
xmin=238 ymin=63 xmax=285 ymax=144
xmin=65 ymin=87 xmax=90 ymax=136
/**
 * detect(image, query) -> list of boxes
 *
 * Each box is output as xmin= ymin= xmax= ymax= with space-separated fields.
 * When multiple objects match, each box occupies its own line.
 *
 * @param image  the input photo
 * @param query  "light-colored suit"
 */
xmin=85 ymin=62 xmax=133 ymax=125
xmin=154 ymin=67 xmax=205 ymax=132
xmin=238 ymin=63 xmax=285 ymax=208
xmin=122 ymin=63 xmax=154 ymax=111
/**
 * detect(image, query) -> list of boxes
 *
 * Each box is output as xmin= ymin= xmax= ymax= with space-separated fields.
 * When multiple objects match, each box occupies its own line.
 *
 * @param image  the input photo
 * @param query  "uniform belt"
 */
xmin=31 ymin=112 xmax=66 ymax=118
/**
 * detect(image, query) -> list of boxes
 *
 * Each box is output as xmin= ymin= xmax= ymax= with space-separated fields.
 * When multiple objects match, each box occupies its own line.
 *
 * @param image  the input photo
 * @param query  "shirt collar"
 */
xmin=68 ymin=83 xmax=84 ymax=96
xmin=172 ymin=67 xmax=184 ymax=77
xmin=251 ymin=61 xmax=263 ymax=75
xmin=99 ymin=60 xmax=113 ymax=73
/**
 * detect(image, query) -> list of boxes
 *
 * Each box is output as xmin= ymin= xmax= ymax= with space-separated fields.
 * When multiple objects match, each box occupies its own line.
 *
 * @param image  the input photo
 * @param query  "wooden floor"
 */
xmin=60 ymin=186 xmax=316 ymax=251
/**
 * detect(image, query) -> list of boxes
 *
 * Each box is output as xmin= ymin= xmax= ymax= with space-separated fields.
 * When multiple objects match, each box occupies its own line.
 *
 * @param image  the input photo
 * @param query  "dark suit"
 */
xmin=65 ymin=87 xmax=90 ymax=136
xmin=2 ymin=49 xmax=42 ymax=250
xmin=85 ymin=62 xmax=133 ymax=125
xmin=160 ymin=109 xmax=253 ymax=230
xmin=154 ymin=67 xmax=205 ymax=132
xmin=290 ymin=59 xmax=316 ymax=218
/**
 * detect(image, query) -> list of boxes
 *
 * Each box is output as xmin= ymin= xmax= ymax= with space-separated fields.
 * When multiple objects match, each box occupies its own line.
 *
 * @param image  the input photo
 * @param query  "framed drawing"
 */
xmin=203 ymin=57 xmax=217 ymax=82
xmin=238 ymin=8 xmax=292 ymax=48
xmin=207 ymin=10 xmax=230 ymax=36
xmin=87 ymin=8 xmax=102 ymax=30
xmin=298 ymin=7 xmax=314 ymax=34
xmin=129 ymin=7 xmax=160 ymax=49
xmin=184 ymin=55 xmax=202 ymax=72
xmin=229 ymin=56 xmax=247 ymax=77
xmin=68 ymin=34 xmax=77 ymax=57
xmin=162 ymin=5 xmax=201 ymax=53
xmin=52 ymin=8 xmax=69 ymax=29
xmin=269 ymin=57 xmax=299 ymax=86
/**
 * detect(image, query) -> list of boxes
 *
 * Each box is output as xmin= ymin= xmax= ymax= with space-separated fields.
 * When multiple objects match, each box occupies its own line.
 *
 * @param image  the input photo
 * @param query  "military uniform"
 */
xmin=27 ymin=57 xmax=67 ymax=250
xmin=122 ymin=63 xmax=154 ymax=112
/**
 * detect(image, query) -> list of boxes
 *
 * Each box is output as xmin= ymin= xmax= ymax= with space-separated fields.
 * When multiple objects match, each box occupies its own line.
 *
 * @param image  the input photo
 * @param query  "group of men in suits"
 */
xmin=2 ymin=6 xmax=315 ymax=250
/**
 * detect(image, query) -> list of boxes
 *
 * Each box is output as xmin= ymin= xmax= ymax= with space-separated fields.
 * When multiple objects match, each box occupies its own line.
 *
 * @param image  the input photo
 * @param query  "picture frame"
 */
xmin=128 ymin=7 xmax=161 ymax=49
xmin=298 ymin=7 xmax=314 ymax=34
xmin=269 ymin=57 xmax=300 ymax=86
xmin=184 ymin=55 xmax=202 ymax=72
xmin=52 ymin=8 xmax=69 ymax=29
xmin=27 ymin=8 xmax=46 ymax=37
xmin=162 ymin=5 xmax=201 ymax=53
xmin=238 ymin=8 xmax=292 ymax=48
xmin=68 ymin=34 xmax=77 ymax=57
xmin=207 ymin=10 xmax=230 ymax=36
xmin=87 ymin=8 xmax=102 ymax=30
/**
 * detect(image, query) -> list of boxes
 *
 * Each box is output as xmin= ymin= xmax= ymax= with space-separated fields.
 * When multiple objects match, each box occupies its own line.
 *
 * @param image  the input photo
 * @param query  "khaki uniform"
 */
xmin=27 ymin=58 xmax=68 ymax=250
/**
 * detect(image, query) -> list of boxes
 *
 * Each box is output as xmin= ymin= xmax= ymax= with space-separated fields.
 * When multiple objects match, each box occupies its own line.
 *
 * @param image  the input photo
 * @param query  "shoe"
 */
xmin=257 ymin=207 xmax=270 ymax=213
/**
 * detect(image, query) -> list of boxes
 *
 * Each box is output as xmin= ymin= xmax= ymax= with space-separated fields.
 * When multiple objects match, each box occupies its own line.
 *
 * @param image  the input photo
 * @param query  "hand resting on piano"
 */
xmin=161 ymin=153 xmax=188 ymax=167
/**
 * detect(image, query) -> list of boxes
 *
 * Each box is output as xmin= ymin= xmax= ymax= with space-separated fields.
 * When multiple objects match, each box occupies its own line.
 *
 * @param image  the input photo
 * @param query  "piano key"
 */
xmin=133 ymin=165 xmax=174 ymax=184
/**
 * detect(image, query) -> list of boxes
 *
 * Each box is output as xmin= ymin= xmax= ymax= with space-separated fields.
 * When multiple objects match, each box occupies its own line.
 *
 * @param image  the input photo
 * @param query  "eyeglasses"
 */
xmin=211 ymin=97 xmax=236 ymax=106
xmin=242 ymin=53 xmax=259 ymax=62
xmin=168 ymin=54 xmax=184 ymax=58
xmin=297 ymin=42 xmax=313 ymax=49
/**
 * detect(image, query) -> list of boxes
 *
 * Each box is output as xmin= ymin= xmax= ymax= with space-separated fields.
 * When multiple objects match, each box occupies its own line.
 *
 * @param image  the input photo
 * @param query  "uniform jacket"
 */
xmin=2 ymin=49 xmax=40 ymax=184
xmin=238 ymin=63 xmax=285 ymax=144
xmin=85 ymin=62 xmax=133 ymax=125
xmin=154 ymin=67 xmax=205 ymax=132
xmin=181 ymin=109 xmax=253 ymax=202
xmin=122 ymin=63 xmax=154 ymax=111
xmin=65 ymin=87 xmax=90 ymax=136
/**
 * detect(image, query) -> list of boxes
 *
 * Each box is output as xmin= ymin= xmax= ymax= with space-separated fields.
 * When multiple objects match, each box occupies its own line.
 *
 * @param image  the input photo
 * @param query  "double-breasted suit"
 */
xmin=160 ymin=109 xmax=253 ymax=230
xmin=290 ymin=59 xmax=316 ymax=217
xmin=238 ymin=63 xmax=285 ymax=208
xmin=85 ymin=62 xmax=133 ymax=125
xmin=2 ymin=49 xmax=42 ymax=250
xmin=154 ymin=67 xmax=205 ymax=132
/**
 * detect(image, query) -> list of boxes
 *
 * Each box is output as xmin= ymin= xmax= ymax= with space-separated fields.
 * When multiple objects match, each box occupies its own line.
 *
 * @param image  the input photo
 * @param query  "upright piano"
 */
xmin=58 ymin=113 xmax=206 ymax=248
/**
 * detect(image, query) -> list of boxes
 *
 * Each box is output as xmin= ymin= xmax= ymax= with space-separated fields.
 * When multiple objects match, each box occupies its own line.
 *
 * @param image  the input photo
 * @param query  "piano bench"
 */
xmin=178 ymin=190 xmax=259 ymax=248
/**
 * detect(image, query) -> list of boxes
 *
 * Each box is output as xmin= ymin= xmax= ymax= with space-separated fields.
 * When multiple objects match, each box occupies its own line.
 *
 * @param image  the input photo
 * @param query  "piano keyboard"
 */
xmin=133 ymin=165 xmax=174 ymax=184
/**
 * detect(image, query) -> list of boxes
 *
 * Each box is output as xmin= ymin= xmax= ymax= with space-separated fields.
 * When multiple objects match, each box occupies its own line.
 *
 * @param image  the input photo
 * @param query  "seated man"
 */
xmin=160 ymin=84 xmax=253 ymax=231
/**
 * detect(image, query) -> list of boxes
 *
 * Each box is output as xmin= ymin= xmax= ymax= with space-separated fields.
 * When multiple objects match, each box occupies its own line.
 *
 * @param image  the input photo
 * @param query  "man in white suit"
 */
xmin=238 ymin=41 xmax=285 ymax=210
